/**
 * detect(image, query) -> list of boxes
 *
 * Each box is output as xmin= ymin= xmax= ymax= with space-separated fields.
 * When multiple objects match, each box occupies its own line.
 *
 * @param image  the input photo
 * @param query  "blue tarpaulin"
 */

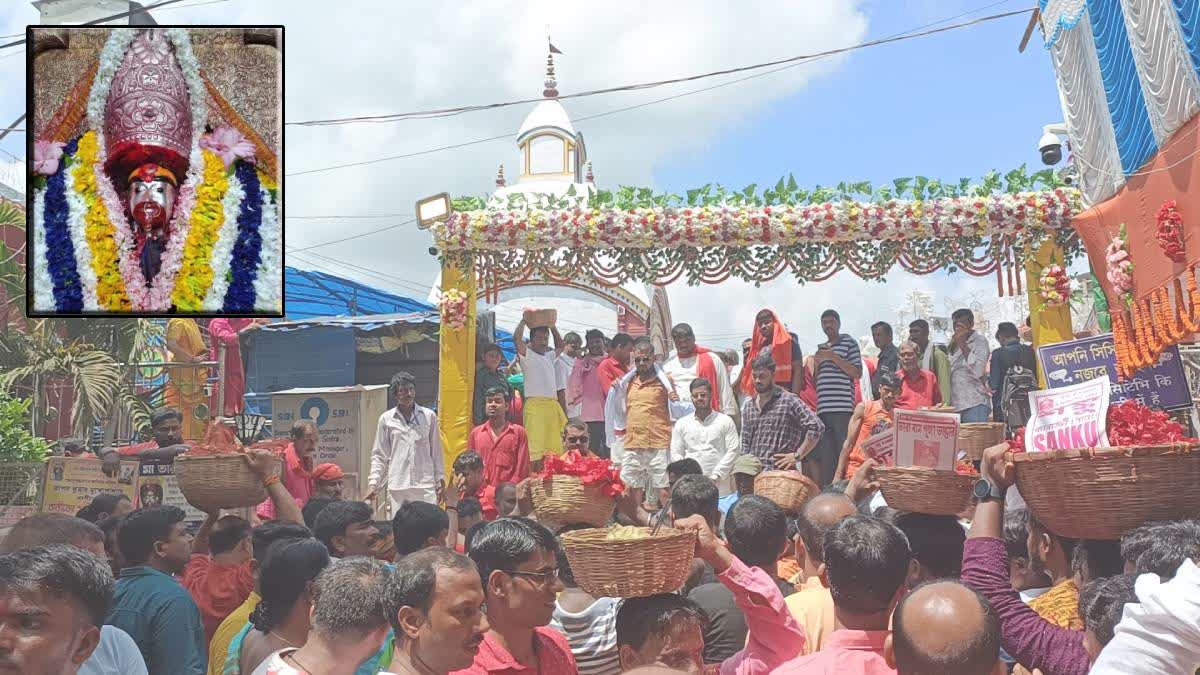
xmin=282 ymin=266 xmax=515 ymax=358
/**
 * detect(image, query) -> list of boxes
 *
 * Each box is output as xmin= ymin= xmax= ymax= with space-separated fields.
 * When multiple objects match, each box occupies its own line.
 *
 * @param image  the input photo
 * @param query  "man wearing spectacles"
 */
xmin=458 ymin=518 xmax=577 ymax=674
xmin=562 ymin=419 xmax=594 ymax=457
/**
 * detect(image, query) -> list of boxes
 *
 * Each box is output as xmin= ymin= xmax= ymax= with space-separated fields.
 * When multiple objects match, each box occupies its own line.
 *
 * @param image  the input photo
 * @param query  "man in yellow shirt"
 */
xmin=784 ymin=491 xmax=857 ymax=655
xmin=206 ymin=522 xmax=309 ymax=674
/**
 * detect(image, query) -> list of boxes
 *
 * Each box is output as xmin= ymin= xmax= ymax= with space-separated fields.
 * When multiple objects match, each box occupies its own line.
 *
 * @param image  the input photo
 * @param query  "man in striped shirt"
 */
xmin=811 ymin=309 xmax=862 ymax=487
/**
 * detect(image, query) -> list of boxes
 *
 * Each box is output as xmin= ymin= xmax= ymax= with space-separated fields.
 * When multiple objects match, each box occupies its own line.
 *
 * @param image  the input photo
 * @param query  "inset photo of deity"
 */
xmin=28 ymin=26 xmax=282 ymax=316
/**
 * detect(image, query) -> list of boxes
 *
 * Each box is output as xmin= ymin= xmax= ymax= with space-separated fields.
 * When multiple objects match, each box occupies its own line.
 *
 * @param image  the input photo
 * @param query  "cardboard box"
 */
xmin=271 ymin=385 xmax=389 ymax=498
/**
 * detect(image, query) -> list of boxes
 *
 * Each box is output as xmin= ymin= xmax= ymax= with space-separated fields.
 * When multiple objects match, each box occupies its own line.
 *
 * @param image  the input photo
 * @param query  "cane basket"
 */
xmin=1011 ymin=444 xmax=1200 ymax=540
xmin=562 ymin=527 xmax=697 ymax=597
xmin=876 ymin=466 xmax=975 ymax=516
xmin=754 ymin=471 xmax=819 ymax=514
xmin=530 ymin=475 xmax=615 ymax=527
xmin=174 ymin=453 xmax=279 ymax=511
xmin=960 ymin=423 xmax=1006 ymax=461
xmin=524 ymin=309 xmax=558 ymax=329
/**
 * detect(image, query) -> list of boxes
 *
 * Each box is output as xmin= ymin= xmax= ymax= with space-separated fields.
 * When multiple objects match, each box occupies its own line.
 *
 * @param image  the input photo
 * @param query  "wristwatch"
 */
xmin=972 ymin=478 xmax=1005 ymax=502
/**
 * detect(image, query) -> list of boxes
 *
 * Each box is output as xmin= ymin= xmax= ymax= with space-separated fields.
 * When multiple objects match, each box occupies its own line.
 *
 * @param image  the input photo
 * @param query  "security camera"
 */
xmin=1057 ymin=165 xmax=1076 ymax=186
xmin=1039 ymin=123 xmax=1068 ymax=166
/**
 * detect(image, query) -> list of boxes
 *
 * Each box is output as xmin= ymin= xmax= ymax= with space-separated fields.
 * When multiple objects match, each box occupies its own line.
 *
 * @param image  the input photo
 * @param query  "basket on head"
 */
xmin=561 ymin=527 xmax=697 ymax=597
xmin=1011 ymin=443 xmax=1200 ymax=540
xmin=524 ymin=309 xmax=558 ymax=329
xmin=876 ymin=466 xmax=975 ymax=516
xmin=959 ymin=423 xmax=1006 ymax=461
xmin=754 ymin=471 xmax=818 ymax=514
xmin=530 ymin=475 xmax=615 ymax=528
xmin=175 ymin=453 xmax=280 ymax=511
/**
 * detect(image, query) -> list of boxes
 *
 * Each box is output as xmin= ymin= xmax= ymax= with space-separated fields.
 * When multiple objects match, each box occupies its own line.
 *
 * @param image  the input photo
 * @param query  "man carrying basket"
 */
xmin=514 ymin=310 xmax=569 ymax=472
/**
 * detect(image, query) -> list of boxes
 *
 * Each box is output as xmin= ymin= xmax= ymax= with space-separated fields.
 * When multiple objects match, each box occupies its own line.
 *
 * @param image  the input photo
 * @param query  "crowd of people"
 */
xmin=3 ymin=308 xmax=1196 ymax=675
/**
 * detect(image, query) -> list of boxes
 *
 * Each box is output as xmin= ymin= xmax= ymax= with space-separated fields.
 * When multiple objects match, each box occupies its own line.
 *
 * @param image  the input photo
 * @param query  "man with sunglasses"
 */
xmin=458 ymin=518 xmax=577 ymax=674
xmin=562 ymin=419 xmax=595 ymax=457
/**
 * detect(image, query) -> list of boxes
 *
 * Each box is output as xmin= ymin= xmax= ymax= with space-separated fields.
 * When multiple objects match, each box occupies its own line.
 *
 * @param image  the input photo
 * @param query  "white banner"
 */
xmin=1026 ymin=377 xmax=1110 ymax=452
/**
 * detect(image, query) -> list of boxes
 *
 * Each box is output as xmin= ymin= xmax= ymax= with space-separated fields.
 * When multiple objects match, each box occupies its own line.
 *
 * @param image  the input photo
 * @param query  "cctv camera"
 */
xmin=1036 ymin=130 xmax=1065 ymax=164
xmin=1039 ymin=131 xmax=1062 ymax=165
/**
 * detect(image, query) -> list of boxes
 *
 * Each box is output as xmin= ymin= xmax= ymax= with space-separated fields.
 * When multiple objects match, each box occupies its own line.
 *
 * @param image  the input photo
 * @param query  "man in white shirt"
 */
xmin=557 ymin=332 xmax=582 ymax=419
xmin=948 ymin=308 xmax=992 ymax=423
xmin=515 ymin=313 xmax=568 ymax=471
xmin=365 ymin=371 xmax=443 ymax=513
xmin=670 ymin=379 xmax=740 ymax=496
xmin=663 ymin=323 xmax=738 ymax=419
xmin=1090 ymin=558 xmax=1200 ymax=674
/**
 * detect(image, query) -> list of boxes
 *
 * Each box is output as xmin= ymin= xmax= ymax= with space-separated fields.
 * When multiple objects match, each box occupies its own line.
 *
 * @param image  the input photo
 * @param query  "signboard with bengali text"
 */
xmin=40 ymin=457 xmax=139 ymax=516
xmin=894 ymin=409 xmax=959 ymax=471
xmin=1038 ymin=334 xmax=1190 ymax=411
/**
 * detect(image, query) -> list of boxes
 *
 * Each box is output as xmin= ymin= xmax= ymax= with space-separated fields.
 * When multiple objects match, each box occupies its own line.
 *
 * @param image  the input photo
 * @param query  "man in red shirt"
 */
xmin=597 ymin=333 xmax=634 ymax=398
xmin=467 ymin=386 xmax=530 ymax=486
xmin=454 ymin=518 xmax=577 ymax=674
xmin=98 ymin=408 xmax=191 ymax=476
xmin=257 ymin=420 xmax=319 ymax=520
xmin=453 ymin=451 xmax=499 ymax=521
xmin=896 ymin=341 xmax=943 ymax=410
xmin=181 ymin=449 xmax=304 ymax=641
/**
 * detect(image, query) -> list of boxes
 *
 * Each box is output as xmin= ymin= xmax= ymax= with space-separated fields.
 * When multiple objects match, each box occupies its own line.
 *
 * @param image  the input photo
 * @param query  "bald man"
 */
xmin=785 ymin=492 xmax=858 ymax=655
xmin=891 ymin=580 xmax=1004 ymax=675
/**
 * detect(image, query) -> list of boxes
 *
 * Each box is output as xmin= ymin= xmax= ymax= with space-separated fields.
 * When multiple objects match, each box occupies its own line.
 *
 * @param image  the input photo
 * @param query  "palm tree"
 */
xmin=0 ymin=196 xmax=157 ymax=438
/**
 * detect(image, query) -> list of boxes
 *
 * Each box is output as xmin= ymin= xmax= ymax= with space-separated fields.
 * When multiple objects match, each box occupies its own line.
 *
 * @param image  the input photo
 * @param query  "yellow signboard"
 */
xmin=40 ymin=457 xmax=139 ymax=516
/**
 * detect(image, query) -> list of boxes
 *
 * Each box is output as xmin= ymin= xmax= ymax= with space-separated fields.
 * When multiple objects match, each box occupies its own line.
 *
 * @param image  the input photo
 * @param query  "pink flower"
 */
xmin=199 ymin=125 xmax=256 ymax=168
xmin=33 ymin=139 xmax=65 ymax=176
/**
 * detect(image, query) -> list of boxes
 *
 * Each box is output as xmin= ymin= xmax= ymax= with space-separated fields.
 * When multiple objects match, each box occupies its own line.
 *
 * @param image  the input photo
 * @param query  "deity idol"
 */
xmin=31 ymin=28 xmax=281 ymax=314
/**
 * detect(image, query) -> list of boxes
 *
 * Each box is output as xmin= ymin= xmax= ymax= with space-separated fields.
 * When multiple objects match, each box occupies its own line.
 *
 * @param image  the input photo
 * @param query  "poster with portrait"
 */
xmin=893 ymin=409 xmax=959 ymax=471
xmin=40 ymin=457 xmax=139 ymax=516
xmin=136 ymin=460 xmax=206 ymax=525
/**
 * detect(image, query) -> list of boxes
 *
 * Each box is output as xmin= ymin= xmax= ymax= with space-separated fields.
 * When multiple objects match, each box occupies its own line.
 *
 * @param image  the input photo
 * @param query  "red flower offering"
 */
xmin=540 ymin=451 xmax=626 ymax=497
xmin=1106 ymin=400 xmax=1197 ymax=446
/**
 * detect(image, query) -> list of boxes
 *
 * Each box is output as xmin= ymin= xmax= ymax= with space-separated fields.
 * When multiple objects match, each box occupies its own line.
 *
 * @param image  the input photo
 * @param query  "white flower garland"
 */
xmin=201 ymin=167 xmax=245 ymax=311
xmin=253 ymin=188 xmax=282 ymax=313
xmin=63 ymin=162 xmax=101 ymax=312
xmin=31 ymin=188 xmax=55 ymax=313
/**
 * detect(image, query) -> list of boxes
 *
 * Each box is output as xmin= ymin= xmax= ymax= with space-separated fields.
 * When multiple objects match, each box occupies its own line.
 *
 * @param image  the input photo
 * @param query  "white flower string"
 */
xmin=254 ymin=187 xmax=283 ymax=313
xmin=31 ymin=188 xmax=55 ymax=313
xmin=202 ymin=167 xmax=245 ymax=311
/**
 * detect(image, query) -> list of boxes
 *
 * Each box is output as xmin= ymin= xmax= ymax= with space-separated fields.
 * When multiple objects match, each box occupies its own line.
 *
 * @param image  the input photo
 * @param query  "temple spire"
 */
xmin=543 ymin=35 xmax=561 ymax=98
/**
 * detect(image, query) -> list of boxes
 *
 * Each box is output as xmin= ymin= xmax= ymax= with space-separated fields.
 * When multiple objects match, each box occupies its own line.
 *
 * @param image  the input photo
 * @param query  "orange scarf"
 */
xmin=693 ymin=346 xmax=722 ymax=411
xmin=739 ymin=309 xmax=796 ymax=395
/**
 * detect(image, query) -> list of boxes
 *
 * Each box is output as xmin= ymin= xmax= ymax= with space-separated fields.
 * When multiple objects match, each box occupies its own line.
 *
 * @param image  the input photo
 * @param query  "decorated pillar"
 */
xmin=437 ymin=261 xmax=477 ymax=481
xmin=1025 ymin=237 xmax=1073 ymax=386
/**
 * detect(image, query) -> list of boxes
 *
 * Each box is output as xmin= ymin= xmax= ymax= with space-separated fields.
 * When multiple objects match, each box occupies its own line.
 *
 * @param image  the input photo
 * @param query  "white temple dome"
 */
xmin=517 ymin=99 xmax=576 ymax=144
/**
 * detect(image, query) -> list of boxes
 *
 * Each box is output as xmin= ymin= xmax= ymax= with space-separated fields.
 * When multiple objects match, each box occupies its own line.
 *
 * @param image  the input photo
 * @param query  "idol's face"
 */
xmin=128 ymin=178 xmax=177 ymax=231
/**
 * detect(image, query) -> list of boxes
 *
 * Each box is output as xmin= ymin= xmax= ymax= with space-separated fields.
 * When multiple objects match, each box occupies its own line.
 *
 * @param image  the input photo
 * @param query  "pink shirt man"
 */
xmin=567 ymin=354 xmax=607 ymax=423
xmin=715 ymin=554 xmax=808 ymax=674
xmin=256 ymin=443 xmax=312 ymax=520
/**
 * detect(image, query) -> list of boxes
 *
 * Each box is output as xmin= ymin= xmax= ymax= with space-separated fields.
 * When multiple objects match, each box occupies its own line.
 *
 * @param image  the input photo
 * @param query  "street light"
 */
xmin=416 ymin=192 xmax=452 ymax=230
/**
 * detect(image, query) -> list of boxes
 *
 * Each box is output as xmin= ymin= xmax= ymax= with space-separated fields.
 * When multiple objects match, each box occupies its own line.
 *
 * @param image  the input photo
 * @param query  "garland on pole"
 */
xmin=435 ymin=168 xmax=1083 ymax=288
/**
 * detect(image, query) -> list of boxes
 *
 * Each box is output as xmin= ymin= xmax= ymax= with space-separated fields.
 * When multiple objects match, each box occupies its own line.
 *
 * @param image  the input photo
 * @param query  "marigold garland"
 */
xmin=73 ymin=131 xmax=131 ymax=312
xmin=171 ymin=149 xmax=229 ymax=311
